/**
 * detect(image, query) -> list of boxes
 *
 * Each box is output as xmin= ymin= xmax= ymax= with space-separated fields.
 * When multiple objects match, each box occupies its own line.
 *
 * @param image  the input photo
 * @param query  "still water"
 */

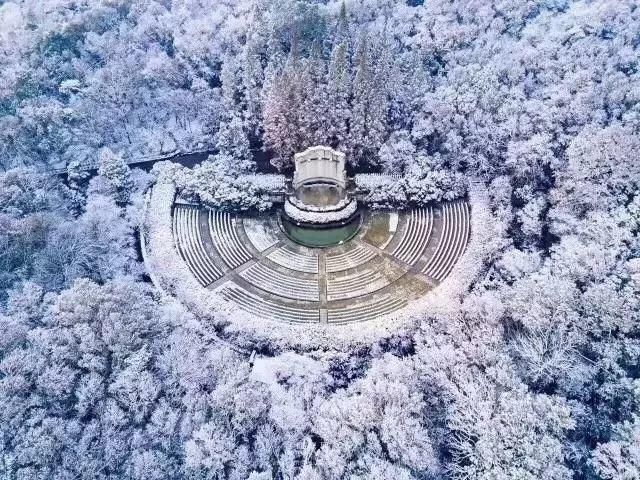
xmin=280 ymin=214 xmax=361 ymax=248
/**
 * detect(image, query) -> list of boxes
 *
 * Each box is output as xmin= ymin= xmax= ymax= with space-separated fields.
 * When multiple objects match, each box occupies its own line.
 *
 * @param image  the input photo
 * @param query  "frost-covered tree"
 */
xmin=326 ymin=39 xmax=351 ymax=149
xmin=215 ymin=114 xmax=253 ymax=172
xmin=98 ymin=148 xmax=134 ymax=204
xmin=516 ymin=195 xmax=547 ymax=248
xmin=592 ymin=410 xmax=640 ymax=480
xmin=262 ymin=52 xmax=305 ymax=169
xmin=220 ymin=54 xmax=245 ymax=115
xmin=554 ymin=125 xmax=640 ymax=215
xmin=2 ymin=2 xmax=640 ymax=479
xmin=175 ymin=158 xmax=272 ymax=212
xmin=33 ymin=194 xmax=141 ymax=290
xmin=243 ymin=26 xmax=267 ymax=140
xmin=299 ymin=47 xmax=329 ymax=147
xmin=349 ymin=31 xmax=389 ymax=165
xmin=448 ymin=375 xmax=575 ymax=480
xmin=379 ymin=130 xmax=416 ymax=174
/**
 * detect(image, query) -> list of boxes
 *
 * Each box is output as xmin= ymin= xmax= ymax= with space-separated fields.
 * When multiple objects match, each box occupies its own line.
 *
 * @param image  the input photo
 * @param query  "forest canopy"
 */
xmin=0 ymin=0 xmax=639 ymax=479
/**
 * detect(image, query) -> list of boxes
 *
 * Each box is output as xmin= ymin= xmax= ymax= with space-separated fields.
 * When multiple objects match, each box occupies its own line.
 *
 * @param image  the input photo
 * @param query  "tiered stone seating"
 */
xmin=433 ymin=201 xmax=470 ymax=280
xmin=327 ymin=269 xmax=390 ymax=301
xmin=326 ymin=244 xmax=377 ymax=273
xmin=208 ymin=210 xmax=253 ymax=269
xmin=267 ymin=245 xmax=318 ymax=273
xmin=422 ymin=201 xmax=470 ymax=281
xmin=327 ymin=295 xmax=407 ymax=324
xmin=173 ymin=206 xmax=223 ymax=286
xmin=243 ymin=217 xmax=280 ymax=252
xmin=391 ymin=207 xmax=433 ymax=265
xmin=240 ymin=262 xmax=319 ymax=301
xmin=162 ymin=190 xmax=474 ymax=326
xmin=217 ymin=284 xmax=320 ymax=323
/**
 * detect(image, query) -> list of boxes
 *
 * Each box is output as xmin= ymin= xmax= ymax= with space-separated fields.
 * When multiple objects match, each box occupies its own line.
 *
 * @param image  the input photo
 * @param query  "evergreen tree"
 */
xmin=215 ymin=114 xmax=253 ymax=172
xmin=326 ymin=39 xmax=351 ymax=150
xmin=369 ymin=34 xmax=391 ymax=154
xmin=64 ymin=159 xmax=90 ymax=214
xmin=262 ymin=37 xmax=305 ymax=170
xmin=349 ymin=32 xmax=373 ymax=165
xmin=349 ymin=32 xmax=389 ymax=166
xmin=242 ymin=39 xmax=265 ymax=142
xmin=220 ymin=54 xmax=244 ymax=116
xmin=335 ymin=1 xmax=349 ymax=46
xmin=242 ymin=3 xmax=270 ymax=143
xmin=300 ymin=44 xmax=329 ymax=147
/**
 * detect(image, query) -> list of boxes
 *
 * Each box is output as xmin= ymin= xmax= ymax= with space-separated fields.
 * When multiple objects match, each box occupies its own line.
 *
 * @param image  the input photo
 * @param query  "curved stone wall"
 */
xmin=293 ymin=146 xmax=347 ymax=190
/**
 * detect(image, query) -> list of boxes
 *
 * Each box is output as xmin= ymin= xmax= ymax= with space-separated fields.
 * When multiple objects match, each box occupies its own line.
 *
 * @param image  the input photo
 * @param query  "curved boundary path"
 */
xmin=142 ymin=177 xmax=491 ymax=350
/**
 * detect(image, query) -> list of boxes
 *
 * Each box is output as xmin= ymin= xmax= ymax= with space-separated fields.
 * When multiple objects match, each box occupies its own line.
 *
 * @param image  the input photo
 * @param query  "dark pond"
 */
xmin=280 ymin=213 xmax=362 ymax=248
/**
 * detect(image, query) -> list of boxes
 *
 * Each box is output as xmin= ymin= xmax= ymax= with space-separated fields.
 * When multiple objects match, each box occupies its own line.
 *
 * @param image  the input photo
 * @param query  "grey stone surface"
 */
xmin=173 ymin=202 xmax=471 ymax=325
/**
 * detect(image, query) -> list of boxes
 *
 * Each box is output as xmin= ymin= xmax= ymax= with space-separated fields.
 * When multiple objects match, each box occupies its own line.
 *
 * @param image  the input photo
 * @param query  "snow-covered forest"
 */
xmin=1 ymin=0 xmax=639 ymax=479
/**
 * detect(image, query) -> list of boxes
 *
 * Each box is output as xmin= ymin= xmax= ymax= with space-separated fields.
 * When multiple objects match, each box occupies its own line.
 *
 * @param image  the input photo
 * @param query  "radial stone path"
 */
xmin=171 ymin=200 xmax=471 ymax=325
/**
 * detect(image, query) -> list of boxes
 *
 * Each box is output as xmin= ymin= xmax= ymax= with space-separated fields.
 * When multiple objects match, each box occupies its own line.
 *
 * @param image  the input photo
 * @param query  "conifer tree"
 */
xmin=242 ymin=39 xmax=265 ymax=142
xmin=300 ymin=43 xmax=329 ymax=147
xmin=220 ymin=55 xmax=244 ymax=116
xmin=242 ymin=3 xmax=270 ymax=143
xmin=215 ymin=114 xmax=253 ymax=172
xmin=349 ymin=31 xmax=390 ymax=166
xmin=369 ymin=34 xmax=391 ymax=155
xmin=262 ymin=32 xmax=309 ymax=170
xmin=335 ymin=1 xmax=349 ymax=46
xmin=326 ymin=40 xmax=351 ymax=150
xmin=349 ymin=31 xmax=373 ymax=165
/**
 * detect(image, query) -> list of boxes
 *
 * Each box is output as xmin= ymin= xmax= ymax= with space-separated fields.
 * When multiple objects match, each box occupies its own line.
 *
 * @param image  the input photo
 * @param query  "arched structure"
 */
xmin=293 ymin=146 xmax=347 ymax=191
xmin=284 ymin=146 xmax=356 ymax=234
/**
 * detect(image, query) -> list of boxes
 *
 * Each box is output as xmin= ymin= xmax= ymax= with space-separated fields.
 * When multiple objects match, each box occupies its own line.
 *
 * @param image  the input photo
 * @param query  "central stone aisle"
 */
xmin=318 ymin=252 xmax=328 ymax=323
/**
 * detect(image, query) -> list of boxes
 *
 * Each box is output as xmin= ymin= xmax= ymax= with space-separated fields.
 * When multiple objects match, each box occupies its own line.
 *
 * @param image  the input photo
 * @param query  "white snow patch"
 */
xmin=284 ymin=198 xmax=358 ymax=224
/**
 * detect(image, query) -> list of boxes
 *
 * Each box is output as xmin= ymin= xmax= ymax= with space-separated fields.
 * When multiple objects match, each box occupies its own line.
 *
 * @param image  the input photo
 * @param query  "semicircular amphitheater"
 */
xmin=171 ymin=202 xmax=470 ymax=325
xmin=145 ymin=146 xmax=473 ymax=326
